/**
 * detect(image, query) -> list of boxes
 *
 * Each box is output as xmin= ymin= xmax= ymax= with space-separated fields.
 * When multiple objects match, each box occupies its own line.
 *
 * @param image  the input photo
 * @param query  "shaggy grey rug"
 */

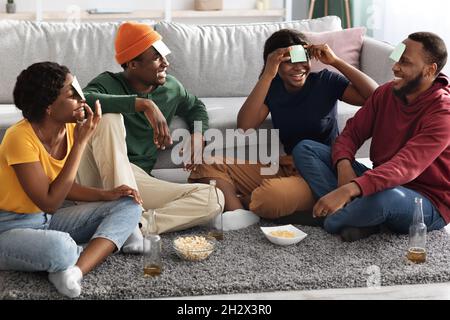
xmin=1 ymin=222 xmax=450 ymax=300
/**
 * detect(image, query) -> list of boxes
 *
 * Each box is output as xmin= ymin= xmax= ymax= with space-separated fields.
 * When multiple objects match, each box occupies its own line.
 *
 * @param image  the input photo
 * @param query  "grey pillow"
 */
xmin=0 ymin=20 xmax=129 ymax=103
xmin=155 ymin=16 xmax=343 ymax=97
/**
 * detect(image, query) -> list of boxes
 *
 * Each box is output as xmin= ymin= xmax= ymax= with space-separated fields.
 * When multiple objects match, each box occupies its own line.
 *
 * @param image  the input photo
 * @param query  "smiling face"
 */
xmin=391 ymin=39 xmax=436 ymax=101
xmin=278 ymin=58 xmax=311 ymax=92
xmin=128 ymin=46 xmax=169 ymax=87
xmin=262 ymin=29 xmax=311 ymax=93
xmin=48 ymin=73 xmax=86 ymax=123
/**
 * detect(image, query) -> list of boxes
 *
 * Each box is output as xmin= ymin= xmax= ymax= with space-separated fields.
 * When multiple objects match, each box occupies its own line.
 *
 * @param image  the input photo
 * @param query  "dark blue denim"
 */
xmin=292 ymin=140 xmax=446 ymax=234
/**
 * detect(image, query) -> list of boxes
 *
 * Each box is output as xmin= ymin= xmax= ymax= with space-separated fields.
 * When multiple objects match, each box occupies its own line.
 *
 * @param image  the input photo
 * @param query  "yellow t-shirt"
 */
xmin=0 ymin=119 xmax=75 ymax=213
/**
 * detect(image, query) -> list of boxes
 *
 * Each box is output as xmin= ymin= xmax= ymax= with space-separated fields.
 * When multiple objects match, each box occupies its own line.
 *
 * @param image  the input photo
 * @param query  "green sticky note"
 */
xmin=290 ymin=45 xmax=308 ymax=63
xmin=389 ymin=43 xmax=406 ymax=62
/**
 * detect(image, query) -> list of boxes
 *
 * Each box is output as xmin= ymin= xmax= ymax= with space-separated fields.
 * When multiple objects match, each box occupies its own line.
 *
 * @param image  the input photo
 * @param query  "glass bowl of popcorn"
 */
xmin=173 ymin=235 xmax=216 ymax=261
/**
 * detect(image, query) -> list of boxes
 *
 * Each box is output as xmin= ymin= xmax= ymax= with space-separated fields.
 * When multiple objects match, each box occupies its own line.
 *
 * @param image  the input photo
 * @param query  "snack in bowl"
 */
xmin=173 ymin=235 xmax=215 ymax=261
xmin=261 ymin=224 xmax=307 ymax=246
xmin=269 ymin=230 xmax=296 ymax=238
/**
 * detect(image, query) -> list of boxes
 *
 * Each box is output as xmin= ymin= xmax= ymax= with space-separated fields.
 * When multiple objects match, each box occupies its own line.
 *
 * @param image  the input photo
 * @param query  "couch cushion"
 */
xmin=202 ymin=97 xmax=273 ymax=131
xmin=167 ymin=97 xmax=272 ymax=143
xmin=0 ymin=20 xmax=130 ymax=104
xmin=360 ymin=36 xmax=395 ymax=85
xmin=152 ymin=97 xmax=370 ymax=169
xmin=0 ymin=105 xmax=22 ymax=128
xmin=304 ymin=27 xmax=366 ymax=74
xmin=155 ymin=16 xmax=342 ymax=98
xmin=153 ymin=97 xmax=269 ymax=169
xmin=203 ymin=98 xmax=362 ymax=138
xmin=336 ymin=101 xmax=371 ymax=159
xmin=0 ymin=105 xmax=23 ymax=142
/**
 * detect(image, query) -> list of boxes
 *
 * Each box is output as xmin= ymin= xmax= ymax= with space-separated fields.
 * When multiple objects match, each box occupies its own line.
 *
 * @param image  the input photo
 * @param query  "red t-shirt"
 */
xmin=333 ymin=74 xmax=450 ymax=223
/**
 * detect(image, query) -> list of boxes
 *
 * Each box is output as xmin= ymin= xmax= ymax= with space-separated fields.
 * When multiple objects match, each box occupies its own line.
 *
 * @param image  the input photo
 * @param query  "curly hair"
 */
xmin=13 ymin=62 xmax=70 ymax=122
xmin=260 ymin=29 xmax=309 ymax=77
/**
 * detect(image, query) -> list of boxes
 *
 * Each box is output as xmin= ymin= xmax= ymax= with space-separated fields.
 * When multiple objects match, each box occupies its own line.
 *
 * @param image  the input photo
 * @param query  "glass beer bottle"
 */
xmin=143 ymin=209 xmax=162 ymax=276
xmin=407 ymin=197 xmax=427 ymax=263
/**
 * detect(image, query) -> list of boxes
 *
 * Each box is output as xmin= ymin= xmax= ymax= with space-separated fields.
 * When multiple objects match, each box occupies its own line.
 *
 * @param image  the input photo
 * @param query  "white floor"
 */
xmin=160 ymin=225 xmax=450 ymax=300
xmin=160 ymin=282 xmax=450 ymax=300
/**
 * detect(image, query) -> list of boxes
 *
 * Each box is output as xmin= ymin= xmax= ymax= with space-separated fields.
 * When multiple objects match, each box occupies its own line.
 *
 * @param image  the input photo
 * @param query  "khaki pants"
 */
xmin=76 ymin=114 xmax=224 ymax=234
xmin=189 ymin=156 xmax=314 ymax=219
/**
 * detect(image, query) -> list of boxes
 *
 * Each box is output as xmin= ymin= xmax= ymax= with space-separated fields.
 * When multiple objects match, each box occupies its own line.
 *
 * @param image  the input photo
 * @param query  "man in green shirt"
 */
xmin=77 ymin=22 xmax=224 ymax=249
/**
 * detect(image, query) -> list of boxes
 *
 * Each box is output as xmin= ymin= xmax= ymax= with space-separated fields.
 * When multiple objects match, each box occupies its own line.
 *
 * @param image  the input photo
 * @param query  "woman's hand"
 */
xmin=74 ymin=99 xmax=102 ymax=146
xmin=262 ymin=47 xmax=292 ymax=79
xmin=307 ymin=44 xmax=339 ymax=66
xmin=101 ymin=184 xmax=143 ymax=205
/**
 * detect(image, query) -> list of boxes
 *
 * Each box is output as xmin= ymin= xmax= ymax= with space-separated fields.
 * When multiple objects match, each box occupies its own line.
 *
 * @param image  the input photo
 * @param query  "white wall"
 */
xmin=3 ymin=0 xmax=287 ymax=23
xmin=292 ymin=0 xmax=308 ymax=20
xmin=0 ymin=0 xmax=312 ymax=24
xmin=370 ymin=0 xmax=450 ymax=76
xmin=8 ymin=0 xmax=284 ymax=12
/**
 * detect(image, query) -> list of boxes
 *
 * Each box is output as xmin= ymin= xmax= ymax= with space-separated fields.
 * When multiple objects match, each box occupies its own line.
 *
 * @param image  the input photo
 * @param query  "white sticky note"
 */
xmin=290 ymin=45 xmax=308 ymax=63
xmin=71 ymin=76 xmax=86 ymax=101
xmin=389 ymin=43 xmax=406 ymax=62
xmin=152 ymin=39 xmax=171 ymax=57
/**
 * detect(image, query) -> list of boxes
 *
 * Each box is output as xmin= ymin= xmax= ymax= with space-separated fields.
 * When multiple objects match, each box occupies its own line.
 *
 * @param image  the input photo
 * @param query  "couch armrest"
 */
xmin=360 ymin=36 xmax=395 ymax=85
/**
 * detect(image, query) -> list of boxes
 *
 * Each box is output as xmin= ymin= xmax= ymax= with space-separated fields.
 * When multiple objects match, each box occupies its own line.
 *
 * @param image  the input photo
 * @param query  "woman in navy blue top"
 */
xmin=189 ymin=29 xmax=377 ymax=225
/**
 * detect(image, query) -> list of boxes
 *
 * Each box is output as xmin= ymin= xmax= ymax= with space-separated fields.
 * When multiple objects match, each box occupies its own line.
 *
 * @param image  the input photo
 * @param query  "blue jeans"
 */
xmin=292 ymin=140 xmax=446 ymax=234
xmin=0 ymin=198 xmax=141 ymax=272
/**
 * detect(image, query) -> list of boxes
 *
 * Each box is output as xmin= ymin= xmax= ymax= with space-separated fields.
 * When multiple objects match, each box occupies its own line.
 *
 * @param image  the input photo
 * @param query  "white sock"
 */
xmin=122 ymin=226 xmax=144 ymax=254
xmin=48 ymin=265 xmax=82 ymax=298
xmin=215 ymin=209 xmax=260 ymax=231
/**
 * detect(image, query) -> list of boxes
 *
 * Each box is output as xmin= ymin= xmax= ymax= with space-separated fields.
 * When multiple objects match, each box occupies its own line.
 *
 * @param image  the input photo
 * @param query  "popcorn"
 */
xmin=173 ymin=236 xmax=214 ymax=261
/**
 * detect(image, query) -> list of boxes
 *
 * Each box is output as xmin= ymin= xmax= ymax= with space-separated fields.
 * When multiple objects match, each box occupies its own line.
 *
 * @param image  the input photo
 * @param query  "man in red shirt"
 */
xmin=292 ymin=32 xmax=450 ymax=241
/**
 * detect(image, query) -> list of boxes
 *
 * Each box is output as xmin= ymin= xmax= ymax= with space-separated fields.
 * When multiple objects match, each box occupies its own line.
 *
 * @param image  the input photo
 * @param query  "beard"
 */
xmin=392 ymin=73 xmax=423 ymax=103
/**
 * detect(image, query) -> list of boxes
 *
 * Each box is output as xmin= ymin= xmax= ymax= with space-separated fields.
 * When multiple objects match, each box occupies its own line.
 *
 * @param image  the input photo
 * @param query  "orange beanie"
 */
xmin=115 ymin=22 xmax=162 ymax=65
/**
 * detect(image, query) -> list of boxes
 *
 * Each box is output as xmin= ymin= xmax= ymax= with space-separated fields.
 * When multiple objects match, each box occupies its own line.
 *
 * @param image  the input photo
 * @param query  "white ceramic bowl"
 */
xmin=260 ymin=224 xmax=307 ymax=246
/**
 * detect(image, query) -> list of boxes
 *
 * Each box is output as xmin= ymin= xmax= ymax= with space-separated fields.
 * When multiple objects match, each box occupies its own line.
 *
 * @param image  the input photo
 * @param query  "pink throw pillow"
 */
xmin=303 ymin=27 xmax=366 ymax=74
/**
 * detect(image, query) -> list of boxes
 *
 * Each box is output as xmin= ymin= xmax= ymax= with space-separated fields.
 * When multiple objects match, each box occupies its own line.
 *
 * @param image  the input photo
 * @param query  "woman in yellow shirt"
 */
xmin=0 ymin=62 xmax=142 ymax=298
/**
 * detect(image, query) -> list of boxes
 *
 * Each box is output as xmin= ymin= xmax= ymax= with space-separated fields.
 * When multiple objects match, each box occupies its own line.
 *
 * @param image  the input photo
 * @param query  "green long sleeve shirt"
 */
xmin=83 ymin=72 xmax=209 ymax=174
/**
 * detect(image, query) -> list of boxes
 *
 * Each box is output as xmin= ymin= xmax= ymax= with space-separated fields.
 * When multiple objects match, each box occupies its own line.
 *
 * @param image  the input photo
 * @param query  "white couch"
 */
xmin=0 ymin=16 xmax=394 ymax=181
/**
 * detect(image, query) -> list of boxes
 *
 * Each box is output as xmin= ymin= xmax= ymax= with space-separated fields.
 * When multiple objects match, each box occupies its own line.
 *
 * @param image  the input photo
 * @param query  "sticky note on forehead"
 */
xmin=71 ymin=76 xmax=85 ymax=100
xmin=290 ymin=45 xmax=308 ymax=63
xmin=389 ymin=43 xmax=406 ymax=62
xmin=152 ymin=39 xmax=171 ymax=57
